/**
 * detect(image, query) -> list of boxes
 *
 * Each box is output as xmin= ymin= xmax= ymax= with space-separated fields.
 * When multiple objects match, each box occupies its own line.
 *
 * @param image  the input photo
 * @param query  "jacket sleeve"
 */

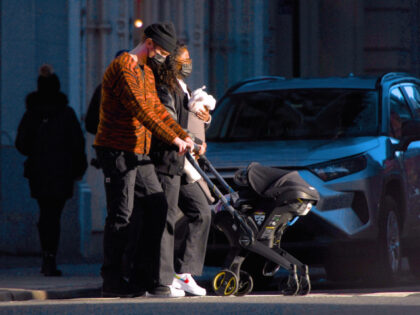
xmin=15 ymin=110 xmax=38 ymax=156
xmin=115 ymin=61 xmax=188 ymax=144
xmin=157 ymin=86 xmax=177 ymax=121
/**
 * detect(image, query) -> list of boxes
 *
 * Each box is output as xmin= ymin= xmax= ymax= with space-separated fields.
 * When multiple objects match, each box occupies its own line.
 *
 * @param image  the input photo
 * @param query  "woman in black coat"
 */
xmin=15 ymin=64 xmax=87 ymax=276
xmin=148 ymin=44 xmax=212 ymax=296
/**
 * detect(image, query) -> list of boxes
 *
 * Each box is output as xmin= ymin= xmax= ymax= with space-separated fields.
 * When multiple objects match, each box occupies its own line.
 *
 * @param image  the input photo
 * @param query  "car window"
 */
xmin=207 ymin=89 xmax=379 ymax=141
xmin=389 ymin=87 xmax=413 ymax=139
xmin=205 ymin=97 xmax=235 ymax=139
xmin=402 ymin=85 xmax=420 ymax=118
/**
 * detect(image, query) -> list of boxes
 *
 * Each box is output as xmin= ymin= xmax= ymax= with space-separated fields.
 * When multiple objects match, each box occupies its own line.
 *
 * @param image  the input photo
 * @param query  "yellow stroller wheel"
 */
xmin=212 ymin=269 xmax=238 ymax=296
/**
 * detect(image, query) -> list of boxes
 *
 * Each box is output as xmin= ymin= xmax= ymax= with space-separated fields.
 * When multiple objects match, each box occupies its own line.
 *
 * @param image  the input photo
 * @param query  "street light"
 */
xmin=134 ymin=19 xmax=143 ymax=28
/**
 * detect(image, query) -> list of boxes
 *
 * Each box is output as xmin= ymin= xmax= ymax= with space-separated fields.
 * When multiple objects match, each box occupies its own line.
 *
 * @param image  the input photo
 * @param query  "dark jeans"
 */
xmin=96 ymin=148 xmax=167 ymax=289
xmin=157 ymin=174 xmax=211 ymax=285
xmin=36 ymin=197 xmax=66 ymax=254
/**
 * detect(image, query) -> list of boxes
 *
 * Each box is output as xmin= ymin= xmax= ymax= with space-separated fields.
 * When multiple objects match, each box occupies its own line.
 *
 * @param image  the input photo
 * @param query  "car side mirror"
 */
xmin=397 ymin=120 xmax=420 ymax=151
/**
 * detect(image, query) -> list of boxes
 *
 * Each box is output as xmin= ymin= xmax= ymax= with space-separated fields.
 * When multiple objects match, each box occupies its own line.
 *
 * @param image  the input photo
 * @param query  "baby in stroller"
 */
xmin=186 ymin=153 xmax=320 ymax=296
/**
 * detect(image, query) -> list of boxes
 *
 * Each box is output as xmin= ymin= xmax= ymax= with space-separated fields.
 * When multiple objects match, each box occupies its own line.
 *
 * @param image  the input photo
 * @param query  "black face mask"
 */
xmin=147 ymin=57 xmax=161 ymax=74
xmin=147 ymin=55 xmax=166 ymax=76
xmin=147 ymin=50 xmax=166 ymax=69
xmin=180 ymin=63 xmax=192 ymax=78
xmin=152 ymin=53 xmax=166 ymax=64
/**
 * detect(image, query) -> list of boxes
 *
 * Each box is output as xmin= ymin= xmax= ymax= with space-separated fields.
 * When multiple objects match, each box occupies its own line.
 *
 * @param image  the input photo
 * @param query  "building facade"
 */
xmin=1 ymin=0 xmax=420 ymax=260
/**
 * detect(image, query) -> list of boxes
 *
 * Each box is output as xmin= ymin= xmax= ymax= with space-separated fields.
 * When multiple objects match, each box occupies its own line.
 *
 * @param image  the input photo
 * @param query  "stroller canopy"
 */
xmin=245 ymin=162 xmax=319 ymax=203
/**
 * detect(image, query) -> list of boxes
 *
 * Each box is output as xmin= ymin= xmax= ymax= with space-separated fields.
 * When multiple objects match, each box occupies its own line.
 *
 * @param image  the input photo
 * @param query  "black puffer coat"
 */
xmin=15 ymin=74 xmax=87 ymax=199
xmin=150 ymin=84 xmax=200 ymax=176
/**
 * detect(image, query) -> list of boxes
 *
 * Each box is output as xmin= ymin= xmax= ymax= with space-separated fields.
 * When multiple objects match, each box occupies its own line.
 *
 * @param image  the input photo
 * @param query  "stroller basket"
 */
xmin=186 ymin=152 xmax=320 ymax=297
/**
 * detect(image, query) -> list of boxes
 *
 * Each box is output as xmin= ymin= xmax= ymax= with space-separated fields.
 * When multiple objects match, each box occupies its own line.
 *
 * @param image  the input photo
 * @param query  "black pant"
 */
xmin=36 ymin=197 xmax=66 ymax=254
xmin=157 ymin=174 xmax=211 ymax=285
xmin=96 ymin=148 xmax=167 ymax=289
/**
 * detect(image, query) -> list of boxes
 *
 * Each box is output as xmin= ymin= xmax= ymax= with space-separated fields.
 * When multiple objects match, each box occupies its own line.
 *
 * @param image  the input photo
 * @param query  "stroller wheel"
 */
xmin=297 ymin=265 xmax=311 ymax=295
xmin=234 ymin=271 xmax=254 ymax=296
xmin=281 ymin=265 xmax=300 ymax=296
xmin=212 ymin=269 xmax=239 ymax=296
xmin=297 ymin=274 xmax=311 ymax=295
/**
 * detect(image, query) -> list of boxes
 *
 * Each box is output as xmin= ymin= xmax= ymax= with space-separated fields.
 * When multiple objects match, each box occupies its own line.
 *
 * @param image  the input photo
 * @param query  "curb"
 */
xmin=0 ymin=286 xmax=101 ymax=302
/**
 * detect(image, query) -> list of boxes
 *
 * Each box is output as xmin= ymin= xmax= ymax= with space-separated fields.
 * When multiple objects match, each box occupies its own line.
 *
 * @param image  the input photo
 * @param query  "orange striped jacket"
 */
xmin=94 ymin=52 xmax=189 ymax=154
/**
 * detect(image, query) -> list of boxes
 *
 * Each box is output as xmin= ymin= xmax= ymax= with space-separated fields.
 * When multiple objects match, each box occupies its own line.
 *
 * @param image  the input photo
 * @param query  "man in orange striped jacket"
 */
xmin=94 ymin=22 xmax=193 ymax=298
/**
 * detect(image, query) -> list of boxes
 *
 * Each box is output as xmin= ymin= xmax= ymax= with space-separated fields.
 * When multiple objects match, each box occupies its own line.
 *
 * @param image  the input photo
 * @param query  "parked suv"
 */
xmin=205 ymin=73 xmax=420 ymax=282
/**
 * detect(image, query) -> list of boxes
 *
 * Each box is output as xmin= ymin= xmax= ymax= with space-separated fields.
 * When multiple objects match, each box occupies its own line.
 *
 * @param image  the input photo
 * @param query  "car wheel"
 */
xmin=381 ymin=196 xmax=401 ymax=273
xmin=364 ymin=195 xmax=401 ymax=283
xmin=384 ymin=203 xmax=401 ymax=273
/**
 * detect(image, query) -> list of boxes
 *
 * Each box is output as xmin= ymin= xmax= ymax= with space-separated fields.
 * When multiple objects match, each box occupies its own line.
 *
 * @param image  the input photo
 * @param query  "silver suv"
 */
xmin=205 ymin=73 xmax=420 ymax=282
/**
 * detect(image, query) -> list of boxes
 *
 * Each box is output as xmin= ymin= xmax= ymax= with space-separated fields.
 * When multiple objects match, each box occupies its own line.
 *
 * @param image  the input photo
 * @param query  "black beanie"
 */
xmin=144 ymin=22 xmax=177 ymax=53
xmin=37 ymin=64 xmax=60 ymax=93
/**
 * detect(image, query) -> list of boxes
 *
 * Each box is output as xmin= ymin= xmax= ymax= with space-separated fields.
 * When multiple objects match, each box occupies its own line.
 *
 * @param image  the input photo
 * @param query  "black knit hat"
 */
xmin=144 ymin=22 xmax=177 ymax=53
xmin=37 ymin=64 xmax=60 ymax=93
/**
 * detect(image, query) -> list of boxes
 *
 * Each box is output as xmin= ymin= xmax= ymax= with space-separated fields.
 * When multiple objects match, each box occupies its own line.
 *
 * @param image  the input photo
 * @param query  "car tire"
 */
xmin=363 ymin=195 xmax=401 ymax=284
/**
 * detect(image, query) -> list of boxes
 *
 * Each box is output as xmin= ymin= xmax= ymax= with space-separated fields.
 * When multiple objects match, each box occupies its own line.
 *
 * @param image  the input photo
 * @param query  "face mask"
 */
xmin=152 ymin=52 xmax=166 ymax=64
xmin=180 ymin=63 xmax=192 ymax=78
xmin=147 ymin=46 xmax=166 ymax=68
xmin=147 ymin=56 xmax=162 ymax=74
xmin=147 ymin=53 xmax=166 ymax=76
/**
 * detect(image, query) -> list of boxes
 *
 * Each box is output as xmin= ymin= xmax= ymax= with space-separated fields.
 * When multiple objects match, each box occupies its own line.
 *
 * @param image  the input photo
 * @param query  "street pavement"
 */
xmin=0 ymin=254 xmax=102 ymax=302
xmin=2 ymin=292 xmax=420 ymax=315
xmin=0 ymin=253 xmax=219 ymax=302
xmin=2 ymin=254 xmax=420 ymax=314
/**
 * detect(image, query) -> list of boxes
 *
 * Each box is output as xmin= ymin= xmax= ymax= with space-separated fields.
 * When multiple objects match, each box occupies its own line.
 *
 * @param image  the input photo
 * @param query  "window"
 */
xmin=402 ymin=85 xmax=420 ymax=118
xmin=389 ymin=87 xmax=413 ymax=139
xmin=207 ymin=89 xmax=379 ymax=141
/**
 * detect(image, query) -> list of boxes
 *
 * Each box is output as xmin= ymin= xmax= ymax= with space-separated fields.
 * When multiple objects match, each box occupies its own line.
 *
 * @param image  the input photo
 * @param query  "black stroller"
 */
xmin=186 ymin=152 xmax=320 ymax=296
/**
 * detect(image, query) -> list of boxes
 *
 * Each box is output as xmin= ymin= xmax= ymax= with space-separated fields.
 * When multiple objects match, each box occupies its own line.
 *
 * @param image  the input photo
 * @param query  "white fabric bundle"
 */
xmin=183 ymin=85 xmax=217 ymax=183
xmin=183 ymin=155 xmax=202 ymax=183
xmin=188 ymin=86 xmax=216 ymax=113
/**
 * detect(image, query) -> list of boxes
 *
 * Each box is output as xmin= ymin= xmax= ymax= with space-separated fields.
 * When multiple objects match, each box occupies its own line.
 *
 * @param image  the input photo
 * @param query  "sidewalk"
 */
xmin=0 ymin=254 xmax=218 ymax=302
xmin=0 ymin=254 xmax=102 ymax=301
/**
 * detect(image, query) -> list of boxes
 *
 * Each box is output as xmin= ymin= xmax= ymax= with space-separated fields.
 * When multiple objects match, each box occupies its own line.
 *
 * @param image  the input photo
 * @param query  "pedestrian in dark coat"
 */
xmin=15 ymin=64 xmax=88 ymax=276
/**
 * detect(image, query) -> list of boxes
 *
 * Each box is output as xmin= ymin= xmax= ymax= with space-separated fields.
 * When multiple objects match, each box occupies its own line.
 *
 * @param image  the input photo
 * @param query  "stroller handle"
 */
xmin=192 ymin=144 xmax=234 ymax=194
xmin=185 ymin=152 xmax=255 ymax=244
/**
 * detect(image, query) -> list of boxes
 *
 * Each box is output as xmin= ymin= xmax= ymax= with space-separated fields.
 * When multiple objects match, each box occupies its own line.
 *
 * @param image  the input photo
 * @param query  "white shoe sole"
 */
xmin=173 ymin=280 xmax=206 ymax=296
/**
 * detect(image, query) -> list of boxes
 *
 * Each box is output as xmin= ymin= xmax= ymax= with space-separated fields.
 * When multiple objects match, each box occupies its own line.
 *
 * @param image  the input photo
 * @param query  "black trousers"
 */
xmin=96 ymin=148 xmax=167 ymax=289
xmin=157 ymin=174 xmax=211 ymax=285
xmin=36 ymin=197 xmax=66 ymax=254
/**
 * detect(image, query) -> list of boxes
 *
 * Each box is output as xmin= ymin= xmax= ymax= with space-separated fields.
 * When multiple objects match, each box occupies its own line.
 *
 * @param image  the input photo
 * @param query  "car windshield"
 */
xmin=207 ymin=89 xmax=379 ymax=141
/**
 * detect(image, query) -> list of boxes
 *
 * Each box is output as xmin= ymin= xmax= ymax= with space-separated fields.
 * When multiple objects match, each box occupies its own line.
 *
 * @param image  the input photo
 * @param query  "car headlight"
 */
xmin=309 ymin=155 xmax=367 ymax=181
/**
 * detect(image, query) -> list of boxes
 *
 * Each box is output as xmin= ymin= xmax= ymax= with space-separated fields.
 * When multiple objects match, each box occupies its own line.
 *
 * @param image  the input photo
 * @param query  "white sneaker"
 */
xmin=172 ymin=273 xmax=206 ymax=296
xmin=168 ymin=285 xmax=186 ymax=297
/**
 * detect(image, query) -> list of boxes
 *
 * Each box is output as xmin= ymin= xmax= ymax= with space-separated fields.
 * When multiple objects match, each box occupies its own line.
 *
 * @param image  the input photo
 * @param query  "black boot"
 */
xmin=41 ymin=252 xmax=62 ymax=277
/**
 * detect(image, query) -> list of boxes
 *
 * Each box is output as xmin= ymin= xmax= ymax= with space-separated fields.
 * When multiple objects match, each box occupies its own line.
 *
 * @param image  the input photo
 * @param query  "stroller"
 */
xmin=186 ymin=152 xmax=320 ymax=296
